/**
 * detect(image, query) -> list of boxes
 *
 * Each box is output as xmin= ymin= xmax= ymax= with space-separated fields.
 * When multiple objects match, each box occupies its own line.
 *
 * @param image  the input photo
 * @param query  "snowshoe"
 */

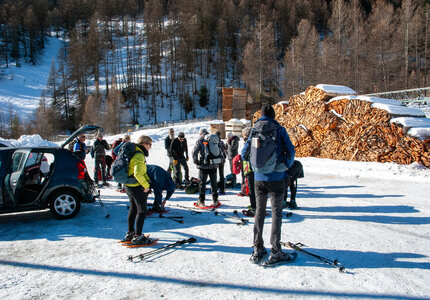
xmin=250 ymin=248 xmax=268 ymax=264
xmin=210 ymin=200 xmax=221 ymax=209
xmin=118 ymin=231 xmax=135 ymax=244
xmin=147 ymin=206 xmax=169 ymax=215
xmin=242 ymin=209 xmax=269 ymax=217
xmin=242 ymin=209 xmax=255 ymax=217
xmin=261 ymin=251 xmax=297 ymax=268
xmin=125 ymin=234 xmax=159 ymax=248
xmin=193 ymin=201 xmax=213 ymax=210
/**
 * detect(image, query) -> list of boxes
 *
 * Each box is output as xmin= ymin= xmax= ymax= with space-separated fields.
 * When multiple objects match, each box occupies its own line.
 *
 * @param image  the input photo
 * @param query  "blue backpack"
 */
xmin=110 ymin=142 xmax=139 ymax=184
xmin=249 ymin=120 xmax=279 ymax=174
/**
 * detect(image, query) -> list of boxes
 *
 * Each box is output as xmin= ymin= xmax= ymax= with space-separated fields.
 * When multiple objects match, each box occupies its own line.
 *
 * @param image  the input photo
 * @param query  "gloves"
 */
xmin=173 ymin=160 xmax=178 ymax=165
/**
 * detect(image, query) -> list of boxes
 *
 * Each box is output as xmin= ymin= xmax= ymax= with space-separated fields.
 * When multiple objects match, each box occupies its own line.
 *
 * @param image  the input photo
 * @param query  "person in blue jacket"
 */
xmin=73 ymin=133 xmax=89 ymax=161
xmin=146 ymin=164 xmax=176 ymax=212
xmin=242 ymin=104 xmax=296 ymax=266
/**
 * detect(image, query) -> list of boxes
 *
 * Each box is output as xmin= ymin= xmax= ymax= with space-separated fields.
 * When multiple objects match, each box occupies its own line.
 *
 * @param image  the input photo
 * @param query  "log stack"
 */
xmin=253 ymin=86 xmax=430 ymax=168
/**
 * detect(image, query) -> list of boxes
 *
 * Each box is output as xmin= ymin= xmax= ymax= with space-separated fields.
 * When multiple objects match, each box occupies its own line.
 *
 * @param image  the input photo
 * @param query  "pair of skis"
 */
xmin=282 ymin=241 xmax=346 ymax=273
xmin=127 ymin=237 xmax=197 ymax=261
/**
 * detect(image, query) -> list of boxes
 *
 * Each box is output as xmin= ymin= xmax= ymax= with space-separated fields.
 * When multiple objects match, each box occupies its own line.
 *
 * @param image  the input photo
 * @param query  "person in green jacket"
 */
xmin=122 ymin=135 xmax=154 ymax=246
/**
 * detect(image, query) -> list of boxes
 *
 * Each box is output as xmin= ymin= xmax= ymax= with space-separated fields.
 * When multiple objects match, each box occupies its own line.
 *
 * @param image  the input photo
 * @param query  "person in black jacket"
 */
xmin=227 ymin=132 xmax=240 ymax=183
xmin=216 ymin=131 xmax=227 ymax=194
xmin=192 ymin=128 xmax=220 ymax=207
xmin=170 ymin=131 xmax=189 ymax=188
xmin=92 ymin=132 xmax=110 ymax=185
xmin=164 ymin=128 xmax=175 ymax=175
xmin=283 ymin=160 xmax=304 ymax=209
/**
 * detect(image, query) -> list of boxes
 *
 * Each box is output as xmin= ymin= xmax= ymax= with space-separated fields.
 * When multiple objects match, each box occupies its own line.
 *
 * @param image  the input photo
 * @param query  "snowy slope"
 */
xmin=0 ymin=37 xmax=63 ymax=120
xmin=0 ymin=121 xmax=430 ymax=300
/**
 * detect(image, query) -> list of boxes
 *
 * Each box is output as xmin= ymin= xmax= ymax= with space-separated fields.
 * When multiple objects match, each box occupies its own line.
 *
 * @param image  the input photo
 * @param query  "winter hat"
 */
xmin=227 ymin=132 xmax=233 ymax=139
xmin=199 ymin=128 xmax=209 ymax=136
xmin=97 ymin=131 xmax=104 ymax=138
xmin=261 ymin=104 xmax=275 ymax=119
xmin=178 ymin=132 xmax=185 ymax=138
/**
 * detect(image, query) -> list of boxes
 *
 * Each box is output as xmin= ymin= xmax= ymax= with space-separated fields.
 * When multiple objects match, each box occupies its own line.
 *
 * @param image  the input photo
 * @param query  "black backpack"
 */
xmin=249 ymin=120 xmax=278 ymax=174
xmin=185 ymin=177 xmax=200 ymax=194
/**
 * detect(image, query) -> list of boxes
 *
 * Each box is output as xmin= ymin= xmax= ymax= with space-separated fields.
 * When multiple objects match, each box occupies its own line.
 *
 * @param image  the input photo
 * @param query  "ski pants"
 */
xmin=198 ymin=168 xmax=218 ymax=202
xmin=167 ymin=156 xmax=174 ymax=175
xmin=218 ymin=162 xmax=225 ymax=192
xmin=173 ymin=158 xmax=189 ymax=184
xmin=125 ymin=185 xmax=149 ymax=236
xmin=94 ymin=155 xmax=106 ymax=182
xmin=246 ymin=171 xmax=256 ymax=209
xmin=228 ymin=158 xmax=237 ymax=182
xmin=254 ymin=179 xmax=286 ymax=255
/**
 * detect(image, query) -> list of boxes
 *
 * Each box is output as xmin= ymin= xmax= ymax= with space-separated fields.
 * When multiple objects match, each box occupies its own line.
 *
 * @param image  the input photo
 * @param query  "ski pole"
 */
xmin=214 ymin=210 xmax=248 ymax=225
xmin=174 ymin=204 xmax=202 ymax=214
xmin=127 ymin=237 xmax=197 ymax=261
xmin=97 ymin=192 xmax=110 ymax=218
xmin=282 ymin=242 xmax=346 ymax=273
xmin=159 ymin=214 xmax=184 ymax=223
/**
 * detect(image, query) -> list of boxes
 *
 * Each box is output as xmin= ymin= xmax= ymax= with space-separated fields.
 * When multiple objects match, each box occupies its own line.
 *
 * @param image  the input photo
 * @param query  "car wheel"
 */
xmin=49 ymin=190 xmax=81 ymax=219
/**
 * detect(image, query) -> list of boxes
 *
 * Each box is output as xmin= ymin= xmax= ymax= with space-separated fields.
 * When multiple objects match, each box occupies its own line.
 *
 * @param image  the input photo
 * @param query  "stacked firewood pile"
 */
xmin=253 ymin=86 xmax=430 ymax=167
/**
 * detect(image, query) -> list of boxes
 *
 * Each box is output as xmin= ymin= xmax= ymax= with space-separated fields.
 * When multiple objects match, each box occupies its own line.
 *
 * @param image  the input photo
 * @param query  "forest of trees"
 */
xmin=0 ymin=0 xmax=430 ymax=138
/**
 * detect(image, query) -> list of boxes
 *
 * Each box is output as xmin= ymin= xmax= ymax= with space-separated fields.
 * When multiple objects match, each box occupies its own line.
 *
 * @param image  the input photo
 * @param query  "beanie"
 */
xmin=261 ymin=104 xmax=275 ymax=119
xmin=199 ymin=128 xmax=209 ymax=136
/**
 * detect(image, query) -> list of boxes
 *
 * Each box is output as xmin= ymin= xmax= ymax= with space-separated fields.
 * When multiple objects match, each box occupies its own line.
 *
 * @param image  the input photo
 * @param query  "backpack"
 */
xmin=185 ymin=177 xmax=200 ymax=194
xmin=110 ymin=142 xmax=139 ymax=184
xmin=249 ymin=120 xmax=278 ymax=174
xmin=224 ymin=173 xmax=237 ymax=188
xmin=232 ymin=154 xmax=242 ymax=175
xmin=203 ymin=134 xmax=223 ymax=165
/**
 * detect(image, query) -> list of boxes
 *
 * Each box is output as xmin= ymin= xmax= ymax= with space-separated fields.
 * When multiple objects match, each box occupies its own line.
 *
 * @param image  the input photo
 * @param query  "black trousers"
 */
xmin=174 ymin=158 xmax=189 ymax=184
xmin=198 ymin=168 xmax=218 ymax=202
xmin=94 ymin=156 xmax=106 ymax=182
xmin=246 ymin=171 xmax=256 ymax=209
xmin=124 ymin=185 xmax=149 ymax=235
xmin=284 ymin=160 xmax=303 ymax=202
xmin=218 ymin=162 xmax=225 ymax=192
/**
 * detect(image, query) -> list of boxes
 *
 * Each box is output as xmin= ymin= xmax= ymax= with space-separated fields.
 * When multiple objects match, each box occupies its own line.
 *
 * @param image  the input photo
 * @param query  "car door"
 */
xmin=3 ymin=149 xmax=31 ymax=208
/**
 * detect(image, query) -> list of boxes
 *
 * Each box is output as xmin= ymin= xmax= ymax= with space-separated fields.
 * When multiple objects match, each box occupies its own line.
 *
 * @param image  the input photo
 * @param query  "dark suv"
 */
xmin=0 ymin=125 xmax=100 ymax=219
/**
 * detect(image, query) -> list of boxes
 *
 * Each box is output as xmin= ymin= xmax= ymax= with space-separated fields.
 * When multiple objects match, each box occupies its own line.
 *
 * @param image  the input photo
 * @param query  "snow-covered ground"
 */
xmin=1 ymin=121 xmax=430 ymax=299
